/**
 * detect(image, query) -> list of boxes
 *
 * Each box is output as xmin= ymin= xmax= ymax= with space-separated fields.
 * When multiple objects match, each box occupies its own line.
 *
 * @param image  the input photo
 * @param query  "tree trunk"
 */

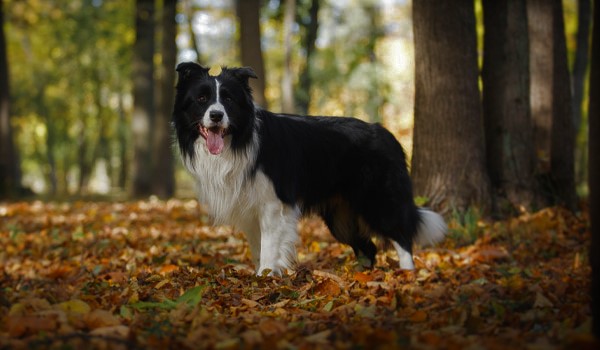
xmin=132 ymin=0 xmax=155 ymax=198
xmin=152 ymin=0 xmax=176 ymax=198
xmin=573 ymin=0 xmax=591 ymax=189
xmin=528 ymin=0 xmax=553 ymax=174
xmin=365 ymin=3 xmax=382 ymax=123
xmin=572 ymin=0 xmax=590 ymax=134
xmin=296 ymin=0 xmax=320 ymax=115
xmin=281 ymin=0 xmax=296 ymax=114
xmin=183 ymin=0 xmax=201 ymax=61
xmin=0 ymin=0 xmax=22 ymax=198
xmin=589 ymin=0 xmax=600 ymax=337
xmin=117 ymin=91 xmax=128 ymax=191
xmin=550 ymin=0 xmax=576 ymax=210
xmin=236 ymin=0 xmax=267 ymax=108
xmin=482 ymin=0 xmax=537 ymax=215
xmin=411 ymin=0 xmax=490 ymax=213
xmin=528 ymin=0 xmax=577 ymax=210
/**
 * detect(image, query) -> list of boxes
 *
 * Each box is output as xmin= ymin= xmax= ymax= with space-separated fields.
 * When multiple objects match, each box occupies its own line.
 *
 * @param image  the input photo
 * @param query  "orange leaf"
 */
xmin=353 ymin=271 xmax=373 ymax=284
xmin=83 ymin=309 xmax=121 ymax=329
xmin=258 ymin=318 xmax=286 ymax=337
xmin=410 ymin=310 xmax=428 ymax=323
xmin=159 ymin=264 xmax=179 ymax=274
xmin=314 ymin=279 xmax=341 ymax=297
xmin=7 ymin=315 xmax=59 ymax=337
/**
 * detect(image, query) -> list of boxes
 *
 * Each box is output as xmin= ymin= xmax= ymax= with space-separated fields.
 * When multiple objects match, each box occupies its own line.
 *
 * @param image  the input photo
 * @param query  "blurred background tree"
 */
xmin=0 ymin=0 xmax=593 ymax=218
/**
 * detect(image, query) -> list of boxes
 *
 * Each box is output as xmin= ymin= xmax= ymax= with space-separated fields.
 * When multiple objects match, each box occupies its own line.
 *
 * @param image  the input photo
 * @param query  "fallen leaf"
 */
xmin=56 ymin=299 xmax=91 ymax=315
xmin=83 ymin=309 xmax=121 ymax=329
xmin=258 ymin=318 xmax=287 ymax=337
xmin=314 ymin=279 xmax=341 ymax=297
xmin=533 ymin=292 xmax=554 ymax=308
xmin=159 ymin=264 xmax=179 ymax=274
xmin=353 ymin=271 xmax=373 ymax=283
xmin=410 ymin=310 xmax=428 ymax=323
xmin=305 ymin=330 xmax=332 ymax=344
xmin=89 ymin=325 xmax=130 ymax=338
xmin=7 ymin=315 xmax=59 ymax=337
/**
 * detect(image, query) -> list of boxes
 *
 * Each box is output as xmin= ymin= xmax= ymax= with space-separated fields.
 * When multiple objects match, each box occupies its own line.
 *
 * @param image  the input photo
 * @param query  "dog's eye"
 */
xmin=197 ymin=95 xmax=208 ymax=103
xmin=221 ymin=91 xmax=233 ymax=103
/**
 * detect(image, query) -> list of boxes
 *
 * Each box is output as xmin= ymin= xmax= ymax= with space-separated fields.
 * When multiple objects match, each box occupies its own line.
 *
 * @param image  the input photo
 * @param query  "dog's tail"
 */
xmin=414 ymin=208 xmax=447 ymax=246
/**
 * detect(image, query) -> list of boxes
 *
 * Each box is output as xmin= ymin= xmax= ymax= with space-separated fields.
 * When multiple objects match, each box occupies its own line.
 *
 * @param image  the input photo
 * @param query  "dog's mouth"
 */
xmin=199 ymin=126 xmax=229 ymax=155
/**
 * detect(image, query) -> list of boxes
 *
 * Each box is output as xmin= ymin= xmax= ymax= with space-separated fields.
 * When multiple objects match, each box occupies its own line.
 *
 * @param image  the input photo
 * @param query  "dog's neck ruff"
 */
xmin=182 ymin=122 xmax=260 ymax=225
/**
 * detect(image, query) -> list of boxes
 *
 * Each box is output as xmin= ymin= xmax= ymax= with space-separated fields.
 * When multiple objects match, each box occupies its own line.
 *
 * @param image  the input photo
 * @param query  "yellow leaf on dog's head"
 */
xmin=209 ymin=65 xmax=222 ymax=76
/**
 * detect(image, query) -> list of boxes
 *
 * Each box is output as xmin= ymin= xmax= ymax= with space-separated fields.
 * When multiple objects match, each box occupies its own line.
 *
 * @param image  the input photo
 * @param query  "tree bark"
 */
xmin=550 ymin=0 xmax=576 ymax=210
xmin=183 ymin=0 xmax=201 ymax=61
xmin=528 ymin=0 xmax=553 ymax=173
xmin=572 ymin=0 xmax=590 ymax=134
xmin=296 ymin=0 xmax=320 ymax=115
xmin=528 ymin=0 xmax=577 ymax=210
xmin=482 ymin=0 xmax=537 ymax=214
xmin=236 ymin=0 xmax=267 ymax=108
xmin=281 ymin=0 xmax=296 ymax=114
xmin=411 ymin=0 xmax=490 ymax=213
xmin=153 ymin=0 xmax=176 ymax=198
xmin=0 ymin=0 xmax=22 ymax=198
xmin=573 ymin=0 xmax=591 ymax=188
xmin=132 ymin=0 xmax=155 ymax=198
xmin=589 ymin=0 xmax=600 ymax=337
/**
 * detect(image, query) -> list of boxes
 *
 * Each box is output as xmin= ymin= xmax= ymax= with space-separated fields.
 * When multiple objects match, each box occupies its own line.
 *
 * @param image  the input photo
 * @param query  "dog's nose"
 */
xmin=209 ymin=110 xmax=224 ymax=122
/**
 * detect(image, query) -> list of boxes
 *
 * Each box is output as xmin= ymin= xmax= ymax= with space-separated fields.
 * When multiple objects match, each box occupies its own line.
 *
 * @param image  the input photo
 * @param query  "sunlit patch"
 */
xmin=209 ymin=65 xmax=222 ymax=76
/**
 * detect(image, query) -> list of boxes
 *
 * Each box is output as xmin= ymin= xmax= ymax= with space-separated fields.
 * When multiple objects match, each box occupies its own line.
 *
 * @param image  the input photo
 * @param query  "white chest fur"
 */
xmin=182 ymin=135 xmax=300 ymax=276
xmin=183 ymin=136 xmax=259 ymax=225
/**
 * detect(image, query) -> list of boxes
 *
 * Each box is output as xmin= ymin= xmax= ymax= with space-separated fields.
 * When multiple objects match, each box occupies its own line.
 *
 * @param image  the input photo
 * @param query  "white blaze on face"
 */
xmin=201 ymin=79 xmax=229 ymax=155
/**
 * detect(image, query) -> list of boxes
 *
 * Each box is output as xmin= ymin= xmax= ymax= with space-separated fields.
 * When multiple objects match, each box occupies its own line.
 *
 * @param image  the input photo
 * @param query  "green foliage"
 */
xmin=6 ymin=0 xmax=134 ymax=195
xmin=448 ymin=206 xmax=484 ymax=246
xmin=128 ymin=285 xmax=205 ymax=311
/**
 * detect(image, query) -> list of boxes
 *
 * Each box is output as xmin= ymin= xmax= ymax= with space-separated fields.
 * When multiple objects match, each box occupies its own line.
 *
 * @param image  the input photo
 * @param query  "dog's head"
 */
xmin=173 ymin=62 xmax=257 ymax=158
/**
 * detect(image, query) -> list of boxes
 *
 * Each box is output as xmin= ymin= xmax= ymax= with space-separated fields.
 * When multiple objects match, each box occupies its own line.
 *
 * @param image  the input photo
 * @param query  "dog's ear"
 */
xmin=225 ymin=67 xmax=258 ymax=84
xmin=233 ymin=67 xmax=258 ymax=80
xmin=176 ymin=62 xmax=209 ymax=81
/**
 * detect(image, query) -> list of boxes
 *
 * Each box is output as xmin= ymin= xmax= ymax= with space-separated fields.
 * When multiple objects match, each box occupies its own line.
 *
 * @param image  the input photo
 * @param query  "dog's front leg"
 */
xmin=257 ymin=200 xmax=299 ymax=276
xmin=239 ymin=221 xmax=261 ymax=269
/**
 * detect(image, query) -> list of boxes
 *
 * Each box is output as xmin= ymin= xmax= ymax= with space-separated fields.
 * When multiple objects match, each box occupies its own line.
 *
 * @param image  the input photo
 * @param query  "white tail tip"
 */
xmin=415 ymin=208 xmax=447 ymax=246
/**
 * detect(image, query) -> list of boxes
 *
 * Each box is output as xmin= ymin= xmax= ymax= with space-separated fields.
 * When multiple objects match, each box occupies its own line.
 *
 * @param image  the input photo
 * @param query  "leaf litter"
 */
xmin=0 ymin=200 xmax=596 ymax=349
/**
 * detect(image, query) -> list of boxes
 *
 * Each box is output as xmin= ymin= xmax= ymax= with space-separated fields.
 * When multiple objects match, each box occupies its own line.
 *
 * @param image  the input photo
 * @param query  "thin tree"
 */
xmin=281 ymin=0 xmax=296 ymax=114
xmin=528 ymin=0 xmax=577 ymax=210
xmin=482 ymin=0 xmax=537 ymax=214
xmin=183 ymin=0 xmax=201 ymax=61
xmin=572 ymin=0 xmax=591 ymax=134
xmin=411 ymin=0 xmax=491 ymax=213
xmin=296 ymin=0 xmax=320 ymax=115
xmin=132 ymin=0 xmax=156 ymax=197
xmin=549 ymin=0 xmax=576 ymax=210
xmin=573 ymin=0 xmax=591 ymax=187
xmin=528 ymin=0 xmax=553 ymax=173
xmin=236 ymin=0 xmax=267 ymax=108
xmin=0 ymin=0 xmax=21 ymax=198
xmin=152 ymin=0 xmax=177 ymax=198
xmin=588 ymin=0 xmax=600 ymax=337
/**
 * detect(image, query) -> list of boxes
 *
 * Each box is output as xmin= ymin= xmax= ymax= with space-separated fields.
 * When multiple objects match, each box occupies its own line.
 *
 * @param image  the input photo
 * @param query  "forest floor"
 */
xmin=0 ymin=199 xmax=596 ymax=349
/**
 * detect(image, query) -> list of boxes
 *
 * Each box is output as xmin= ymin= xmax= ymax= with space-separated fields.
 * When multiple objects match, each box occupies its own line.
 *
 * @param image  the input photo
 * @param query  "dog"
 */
xmin=172 ymin=62 xmax=447 ymax=276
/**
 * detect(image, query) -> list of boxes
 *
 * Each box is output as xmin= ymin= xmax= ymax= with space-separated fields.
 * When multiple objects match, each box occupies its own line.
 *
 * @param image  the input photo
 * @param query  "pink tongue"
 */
xmin=206 ymin=130 xmax=225 ymax=155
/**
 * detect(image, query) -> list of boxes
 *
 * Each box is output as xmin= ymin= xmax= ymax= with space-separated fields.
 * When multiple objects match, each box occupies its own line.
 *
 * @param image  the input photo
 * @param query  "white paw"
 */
xmin=256 ymin=267 xmax=282 ymax=277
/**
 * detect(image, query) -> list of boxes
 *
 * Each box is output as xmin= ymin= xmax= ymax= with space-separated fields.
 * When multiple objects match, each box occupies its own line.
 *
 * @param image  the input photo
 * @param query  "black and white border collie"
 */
xmin=173 ymin=62 xmax=446 ymax=276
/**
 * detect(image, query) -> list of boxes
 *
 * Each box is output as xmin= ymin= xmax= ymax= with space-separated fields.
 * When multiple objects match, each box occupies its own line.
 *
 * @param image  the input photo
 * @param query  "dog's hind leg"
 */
xmin=320 ymin=199 xmax=377 ymax=268
xmin=391 ymin=240 xmax=415 ymax=270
